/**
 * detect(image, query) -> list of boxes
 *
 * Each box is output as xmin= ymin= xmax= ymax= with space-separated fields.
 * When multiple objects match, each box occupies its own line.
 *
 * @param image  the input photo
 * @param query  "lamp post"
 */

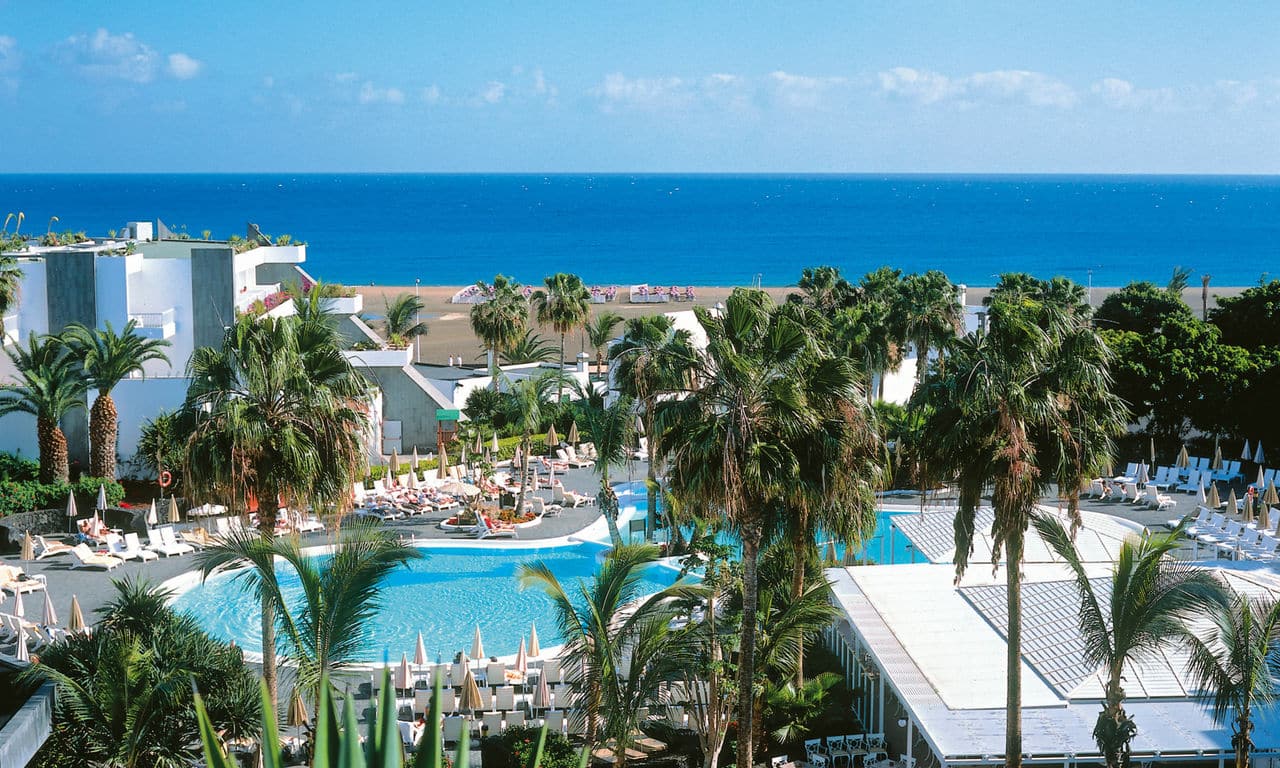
xmin=414 ymin=278 xmax=421 ymax=364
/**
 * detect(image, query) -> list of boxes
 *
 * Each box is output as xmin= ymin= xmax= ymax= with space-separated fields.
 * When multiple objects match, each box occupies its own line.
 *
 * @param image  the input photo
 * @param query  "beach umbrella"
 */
xmin=415 ymin=631 xmax=428 ymax=667
xmin=545 ymin=423 xmax=559 ymax=448
xmin=461 ymin=442 xmax=468 ymax=468
xmin=1243 ymin=439 xmax=1253 ymax=462
xmin=42 ymin=590 xmax=57 ymax=626
xmin=287 ymin=688 xmax=308 ymax=727
xmin=471 ymin=625 xmax=485 ymax=661
xmin=1266 ymin=479 xmax=1280 ymax=507
xmin=21 ymin=532 xmax=33 ymax=562
xmin=567 ymin=420 xmax=579 ymax=447
xmin=1259 ymin=466 xmax=1267 ymax=488
xmin=533 ymin=670 xmax=551 ymax=710
xmin=513 ymin=445 xmax=523 ymax=469
xmin=1212 ymin=444 xmax=1223 ymax=471
xmin=515 ymin=637 xmax=528 ymax=678
xmin=396 ymin=652 xmax=412 ymax=690
xmin=1228 ymin=488 xmax=1240 ymax=519
xmin=492 ymin=432 xmax=499 ymax=453
xmin=1176 ymin=445 xmax=1190 ymax=469
xmin=408 ymin=466 xmax=418 ymax=488
xmin=1260 ymin=503 xmax=1272 ymax=533
xmin=147 ymin=500 xmax=158 ymax=527
xmin=1150 ymin=437 xmax=1157 ymax=471
xmin=1136 ymin=462 xmax=1150 ymax=488
xmin=68 ymin=595 xmax=84 ymax=633
xmin=1243 ymin=492 xmax=1255 ymax=525
xmin=459 ymin=668 xmax=484 ymax=713
xmin=1255 ymin=441 xmax=1266 ymax=465
xmin=390 ymin=450 xmax=400 ymax=477
xmin=438 ymin=445 xmax=450 ymax=480
xmin=473 ymin=431 xmax=483 ymax=456
xmin=1198 ymin=477 xmax=1207 ymax=505
xmin=529 ymin=623 xmax=540 ymax=657
xmin=1207 ymin=482 xmax=1220 ymax=509
xmin=96 ymin=484 xmax=107 ymax=512
xmin=168 ymin=496 xmax=180 ymax=524
xmin=66 ymin=491 xmax=78 ymax=534
xmin=13 ymin=589 xmax=23 ymax=619
xmin=15 ymin=632 xmax=28 ymax=662
xmin=413 ymin=447 xmax=421 ymax=473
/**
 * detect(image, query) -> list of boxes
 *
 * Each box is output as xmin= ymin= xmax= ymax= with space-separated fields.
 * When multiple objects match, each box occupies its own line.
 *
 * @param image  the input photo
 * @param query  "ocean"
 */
xmin=2 ymin=174 xmax=1277 ymax=287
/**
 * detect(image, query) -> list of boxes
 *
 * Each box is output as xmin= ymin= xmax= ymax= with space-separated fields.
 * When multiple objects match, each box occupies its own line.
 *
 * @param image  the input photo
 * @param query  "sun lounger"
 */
xmin=476 ymin=516 xmax=517 ymax=540
xmin=70 ymin=543 xmax=124 ymax=570
xmin=107 ymin=533 xmax=159 ymax=562
xmin=552 ymin=482 xmax=593 ymax=508
xmin=146 ymin=526 xmax=194 ymax=557
xmin=1242 ymin=535 xmax=1280 ymax=561
xmin=0 ymin=565 xmax=47 ymax=595
xmin=482 ymin=712 xmax=504 ymax=734
xmin=443 ymin=716 xmax=466 ymax=744
xmin=543 ymin=710 xmax=566 ymax=734
xmin=494 ymin=685 xmax=516 ymax=711
xmin=1177 ymin=469 xmax=1203 ymax=494
xmin=506 ymin=711 xmax=526 ymax=726
xmin=1150 ymin=492 xmax=1176 ymax=511
xmin=32 ymin=535 xmax=74 ymax=560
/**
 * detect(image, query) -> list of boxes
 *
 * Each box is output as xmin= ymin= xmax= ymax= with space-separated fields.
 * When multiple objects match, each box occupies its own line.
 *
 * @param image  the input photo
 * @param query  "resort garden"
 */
xmin=4 ymin=263 xmax=1280 ymax=767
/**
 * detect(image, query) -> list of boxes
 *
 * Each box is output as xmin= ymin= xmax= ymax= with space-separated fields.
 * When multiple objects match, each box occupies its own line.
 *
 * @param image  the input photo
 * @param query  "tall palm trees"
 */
xmin=895 ymin=269 xmax=962 ymax=387
xmin=183 ymin=314 xmax=370 ymax=707
xmin=1181 ymin=594 xmax=1280 ymax=768
xmin=912 ymin=275 xmax=1127 ymax=767
xmin=382 ymin=293 xmax=429 ymax=348
xmin=64 ymin=320 xmax=171 ymax=479
xmin=531 ymin=272 xmax=592 ymax=375
xmin=584 ymin=311 xmax=623 ymax=379
xmin=580 ymin=394 xmax=635 ymax=547
xmin=0 ymin=333 xmax=86 ymax=482
xmin=1034 ymin=516 xmax=1223 ymax=767
xmin=610 ymin=314 xmax=696 ymax=540
xmin=659 ymin=288 xmax=858 ymax=768
xmin=469 ymin=274 xmax=528 ymax=388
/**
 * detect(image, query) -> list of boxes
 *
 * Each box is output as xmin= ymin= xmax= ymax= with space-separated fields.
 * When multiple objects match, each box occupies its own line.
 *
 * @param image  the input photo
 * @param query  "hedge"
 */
xmin=0 ymin=453 xmax=39 ymax=482
xmin=364 ymin=433 xmax=551 ymax=484
xmin=0 ymin=477 xmax=126 ymax=518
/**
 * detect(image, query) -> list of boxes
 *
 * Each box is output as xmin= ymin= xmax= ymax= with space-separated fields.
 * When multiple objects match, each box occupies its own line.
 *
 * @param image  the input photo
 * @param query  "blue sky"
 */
xmin=1 ymin=1 xmax=1278 ymax=173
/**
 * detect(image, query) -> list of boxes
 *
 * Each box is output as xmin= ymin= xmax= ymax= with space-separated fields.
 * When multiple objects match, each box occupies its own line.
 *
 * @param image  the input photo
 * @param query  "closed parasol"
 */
xmin=42 ymin=589 xmax=57 ymax=626
xmin=529 ymin=623 xmax=540 ymax=657
xmin=1228 ymin=488 xmax=1240 ymax=520
xmin=96 ymin=484 xmax=107 ymax=511
xmin=1212 ymin=443 xmax=1223 ymax=470
xmin=515 ymin=637 xmax=528 ymax=677
xmin=492 ymin=432 xmax=500 ymax=453
xmin=147 ymin=500 xmax=158 ymax=527
xmin=68 ymin=595 xmax=85 ymax=633
xmin=168 ymin=497 xmax=180 ymax=524
xmin=459 ymin=667 xmax=484 ymax=713
xmin=13 ymin=589 xmax=23 ymax=619
xmin=415 ymin=631 xmax=428 ymax=667
xmin=473 ymin=431 xmax=483 ymax=456
xmin=15 ymin=632 xmax=28 ymax=662
xmin=287 ymin=688 xmax=308 ymax=727
xmin=396 ymin=652 xmax=412 ymax=690
xmin=545 ymin=424 xmax=559 ymax=447
xmin=1266 ymin=479 xmax=1280 ymax=507
xmin=1176 ymin=445 xmax=1189 ymax=469
xmin=66 ymin=491 xmax=78 ymax=534
xmin=471 ymin=625 xmax=485 ymax=661
xmin=1243 ymin=439 xmax=1253 ymax=462
xmin=1207 ymin=482 xmax=1220 ymax=510
xmin=438 ymin=445 xmax=450 ymax=480
xmin=1255 ymin=441 xmax=1266 ymax=465
xmin=21 ymin=532 xmax=33 ymax=561
xmin=533 ymin=670 xmax=551 ymax=710
xmin=567 ymin=420 xmax=579 ymax=446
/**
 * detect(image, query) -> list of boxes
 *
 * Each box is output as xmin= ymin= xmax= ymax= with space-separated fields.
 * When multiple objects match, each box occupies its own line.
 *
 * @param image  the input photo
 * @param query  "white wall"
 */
xmin=129 ymin=255 xmax=195 ymax=376
xmin=12 ymin=258 xmax=48 ymax=342
xmin=97 ymin=377 xmax=191 ymax=476
xmin=94 ymin=253 xmax=131 ymax=328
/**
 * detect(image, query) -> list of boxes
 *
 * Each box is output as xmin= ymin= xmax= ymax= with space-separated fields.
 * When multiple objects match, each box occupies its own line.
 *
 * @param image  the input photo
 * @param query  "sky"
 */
xmin=1 ymin=1 xmax=1279 ymax=173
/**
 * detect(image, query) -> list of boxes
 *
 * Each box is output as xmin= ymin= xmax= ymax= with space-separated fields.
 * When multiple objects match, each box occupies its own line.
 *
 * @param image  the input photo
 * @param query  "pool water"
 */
xmin=172 ymin=543 xmax=684 ymax=662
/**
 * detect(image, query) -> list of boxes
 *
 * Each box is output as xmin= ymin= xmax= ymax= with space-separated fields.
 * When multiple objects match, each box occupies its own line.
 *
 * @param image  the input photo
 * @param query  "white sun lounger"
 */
xmin=70 ymin=543 xmax=124 ymax=570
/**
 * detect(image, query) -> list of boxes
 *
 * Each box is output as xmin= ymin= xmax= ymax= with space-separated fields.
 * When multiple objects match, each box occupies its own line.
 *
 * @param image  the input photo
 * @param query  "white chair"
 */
xmin=32 ymin=536 xmax=74 ymax=560
xmin=108 ymin=533 xmax=159 ymax=562
xmin=494 ymin=686 xmax=516 ymax=711
xmin=481 ymin=711 xmax=504 ymax=735
xmin=544 ymin=709 xmax=566 ymax=735
xmin=542 ymin=659 xmax=562 ymax=685
xmin=1178 ymin=469 xmax=1202 ymax=493
xmin=804 ymin=739 xmax=830 ymax=768
xmin=442 ymin=716 xmax=466 ymax=744
xmin=506 ymin=711 xmax=526 ymax=726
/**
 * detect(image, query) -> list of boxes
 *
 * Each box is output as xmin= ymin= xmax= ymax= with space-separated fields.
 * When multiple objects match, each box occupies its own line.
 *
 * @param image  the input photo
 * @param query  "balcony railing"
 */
xmin=129 ymin=308 xmax=175 ymax=328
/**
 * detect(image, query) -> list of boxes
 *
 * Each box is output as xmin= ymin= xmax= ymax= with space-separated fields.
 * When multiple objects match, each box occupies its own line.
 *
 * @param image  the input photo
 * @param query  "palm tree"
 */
xmin=183 ymin=314 xmax=370 ymax=708
xmin=469 ymin=274 xmax=528 ymax=388
xmin=610 ymin=314 xmax=696 ymax=540
xmin=1181 ymin=593 xmax=1280 ymax=768
xmin=499 ymin=329 xmax=558 ymax=364
xmin=531 ymin=272 xmax=592 ymax=371
xmin=659 ymin=288 xmax=854 ymax=768
xmin=584 ymin=311 xmax=623 ymax=380
xmin=895 ymin=270 xmax=962 ymax=388
xmin=64 ymin=320 xmax=171 ymax=479
xmin=911 ymin=275 xmax=1127 ymax=767
xmin=677 ymin=525 xmax=736 ymax=768
xmin=579 ymin=394 xmax=635 ymax=547
xmin=383 ymin=293 xmax=429 ymax=349
xmin=0 ymin=253 xmax=20 ymax=340
xmin=500 ymin=370 xmax=563 ymax=517
xmin=0 ymin=332 xmax=87 ymax=482
xmin=519 ymin=544 xmax=702 ymax=763
xmin=198 ymin=518 xmax=420 ymax=709
xmin=1034 ymin=516 xmax=1224 ymax=767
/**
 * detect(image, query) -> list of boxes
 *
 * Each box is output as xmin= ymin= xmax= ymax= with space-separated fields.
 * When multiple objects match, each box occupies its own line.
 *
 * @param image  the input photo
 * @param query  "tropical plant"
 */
xmin=911 ymin=274 xmax=1128 ymax=768
xmin=1180 ymin=592 xmax=1280 ymax=768
xmin=183 ymin=314 xmax=370 ymax=707
xmin=763 ymin=672 xmax=842 ymax=745
xmin=384 ymin=293 xmax=430 ymax=349
xmin=198 ymin=518 xmax=420 ymax=710
xmin=584 ymin=311 xmax=623 ymax=380
xmin=894 ymin=269 xmax=962 ymax=387
xmin=134 ymin=409 xmax=193 ymax=488
xmin=63 ymin=320 xmax=171 ymax=479
xmin=790 ymin=265 xmax=855 ymax=313
xmin=0 ymin=332 xmax=87 ymax=483
xmin=1033 ymin=516 xmax=1224 ymax=767
xmin=829 ymin=267 xmax=905 ymax=401
xmin=677 ymin=524 xmax=737 ymax=768
xmin=25 ymin=577 xmax=260 ymax=768
xmin=658 ymin=288 xmax=852 ymax=768
xmin=610 ymin=314 xmax=696 ymax=541
xmin=0 ymin=252 xmax=19 ymax=338
xmin=470 ymin=274 xmax=528 ymax=388
xmin=499 ymin=329 xmax=558 ymax=364
xmin=519 ymin=544 xmax=703 ymax=765
xmin=531 ymin=272 xmax=592 ymax=374
xmin=500 ymin=370 xmax=563 ymax=516
xmin=579 ymin=394 xmax=635 ymax=547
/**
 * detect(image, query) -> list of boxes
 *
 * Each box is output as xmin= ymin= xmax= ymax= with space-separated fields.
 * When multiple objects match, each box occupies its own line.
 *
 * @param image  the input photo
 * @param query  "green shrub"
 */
xmin=0 ymin=476 xmax=125 ymax=517
xmin=0 ymin=452 xmax=39 ymax=482
xmin=483 ymin=724 xmax=581 ymax=768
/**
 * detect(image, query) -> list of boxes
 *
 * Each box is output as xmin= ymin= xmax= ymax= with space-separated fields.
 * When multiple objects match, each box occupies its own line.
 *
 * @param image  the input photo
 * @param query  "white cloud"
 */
xmin=166 ymin=52 xmax=202 ymax=80
xmin=1090 ymin=77 xmax=1178 ymax=110
xmin=0 ymin=36 xmax=21 ymax=73
xmin=768 ymin=70 xmax=847 ymax=109
xmin=422 ymin=84 xmax=441 ymax=104
xmin=878 ymin=66 xmax=1077 ymax=108
xmin=56 ymin=28 xmax=160 ymax=83
xmin=332 ymin=71 xmax=359 ymax=83
xmin=592 ymin=72 xmax=752 ymax=113
xmin=478 ymin=80 xmax=505 ymax=104
xmin=358 ymin=81 xmax=405 ymax=105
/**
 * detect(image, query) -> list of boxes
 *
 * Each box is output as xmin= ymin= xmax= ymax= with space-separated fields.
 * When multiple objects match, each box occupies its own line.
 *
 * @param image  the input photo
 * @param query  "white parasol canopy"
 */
xmin=42 ymin=589 xmax=57 ymax=626
xmin=415 ymin=631 xmax=428 ymax=667
xmin=529 ymin=623 xmax=540 ymax=657
xmin=515 ymin=637 xmax=528 ymax=676
xmin=471 ymin=625 xmax=486 ymax=661
xmin=533 ymin=670 xmax=551 ymax=710
xmin=13 ymin=588 xmax=23 ymax=619
xmin=1255 ymin=441 xmax=1266 ymax=465
xmin=96 ymin=484 xmax=107 ymax=511
xmin=147 ymin=500 xmax=158 ymax=527
xmin=1243 ymin=439 xmax=1253 ymax=461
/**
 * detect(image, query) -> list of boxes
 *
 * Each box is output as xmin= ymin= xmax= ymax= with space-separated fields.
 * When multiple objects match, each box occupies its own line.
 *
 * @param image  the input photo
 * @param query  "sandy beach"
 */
xmin=355 ymin=283 xmax=1248 ymax=366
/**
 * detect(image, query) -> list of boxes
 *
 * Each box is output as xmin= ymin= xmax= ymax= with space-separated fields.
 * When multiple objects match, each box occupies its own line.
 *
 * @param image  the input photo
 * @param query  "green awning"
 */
xmin=436 ymin=409 xmax=460 ymax=421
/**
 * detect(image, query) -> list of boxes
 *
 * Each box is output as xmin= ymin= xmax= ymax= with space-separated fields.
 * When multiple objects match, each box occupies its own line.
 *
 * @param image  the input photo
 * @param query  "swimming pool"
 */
xmin=171 ymin=542 xmax=685 ymax=663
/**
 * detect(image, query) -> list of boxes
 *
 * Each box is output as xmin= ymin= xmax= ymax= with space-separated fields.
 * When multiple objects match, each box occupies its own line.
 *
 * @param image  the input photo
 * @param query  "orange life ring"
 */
xmin=159 ymin=470 xmax=173 ymax=488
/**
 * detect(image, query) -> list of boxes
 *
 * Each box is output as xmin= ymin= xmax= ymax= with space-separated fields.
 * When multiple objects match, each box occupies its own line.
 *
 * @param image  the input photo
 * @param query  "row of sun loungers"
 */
xmin=1171 ymin=507 xmax=1280 ymax=561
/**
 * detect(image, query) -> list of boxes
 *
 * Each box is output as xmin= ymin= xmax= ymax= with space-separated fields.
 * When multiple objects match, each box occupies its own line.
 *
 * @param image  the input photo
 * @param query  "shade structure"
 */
xmin=1212 ymin=444 xmax=1223 ymax=470
xmin=567 ymin=420 xmax=579 ymax=446
xmin=20 ymin=532 xmax=33 ymax=561
xmin=287 ymin=688 xmax=308 ymax=727
xmin=545 ymin=423 xmax=559 ymax=447
xmin=1136 ymin=462 xmax=1150 ymax=487
xmin=96 ymin=484 xmax=107 ymax=511
xmin=408 ymin=466 xmax=418 ymax=488
xmin=1260 ymin=503 xmax=1272 ymax=533
xmin=1256 ymin=441 xmax=1266 ymax=465
xmin=413 ymin=447 xmax=421 ymax=473
xmin=65 ymin=491 xmax=78 ymax=533
xmin=1259 ymin=466 xmax=1267 ymax=488
xmin=1198 ymin=477 xmax=1207 ymax=505
xmin=168 ymin=496 xmax=180 ymax=524
xmin=460 ymin=443 xmax=468 ymax=467
xmin=68 ymin=595 xmax=85 ymax=633
xmin=1243 ymin=493 xmax=1255 ymax=525
xmin=1266 ymin=479 xmax=1280 ymax=507
xmin=415 ymin=631 xmax=428 ymax=667
xmin=13 ymin=589 xmax=23 ymax=619
xmin=515 ymin=637 xmax=528 ymax=676
xmin=1243 ymin=439 xmax=1253 ymax=461
xmin=147 ymin=500 xmax=158 ymax=526
xmin=1176 ymin=445 xmax=1189 ymax=468
xmin=1207 ymin=482 xmax=1220 ymax=510
xmin=471 ymin=625 xmax=485 ymax=661
xmin=396 ymin=653 xmax=412 ymax=690
xmin=15 ymin=632 xmax=28 ymax=662
xmin=1150 ymin=437 xmax=1157 ymax=471
xmin=439 ymin=480 xmax=481 ymax=497
xmin=529 ymin=623 xmax=540 ymax=657
xmin=533 ymin=671 xmax=551 ymax=710
xmin=473 ymin=431 xmax=483 ymax=455
xmin=492 ymin=432 xmax=500 ymax=453
xmin=42 ymin=589 xmax=57 ymax=626
xmin=459 ymin=668 xmax=484 ymax=713
xmin=1228 ymin=488 xmax=1240 ymax=519
xmin=390 ymin=450 xmax=400 ymax=477
xmin=438 ymin=445 xmax=450 ymax=480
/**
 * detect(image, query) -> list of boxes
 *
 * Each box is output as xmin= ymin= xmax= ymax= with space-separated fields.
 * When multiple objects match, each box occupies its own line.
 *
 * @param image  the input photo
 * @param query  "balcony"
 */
xmin=129 ymin=308 xmax=177 ymax=340
xmin=343 ymin=346 xmax=413 ymax=368
xmin=321 ymin=294 xmax=363 ymax=315
xmin=2 ymin=314 xmax=17 ymax=346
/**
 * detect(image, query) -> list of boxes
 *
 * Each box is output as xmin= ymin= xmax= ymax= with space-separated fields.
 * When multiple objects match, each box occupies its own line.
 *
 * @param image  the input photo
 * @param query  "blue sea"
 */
xmin=2 ymin=174 xmax=1278 ymax=286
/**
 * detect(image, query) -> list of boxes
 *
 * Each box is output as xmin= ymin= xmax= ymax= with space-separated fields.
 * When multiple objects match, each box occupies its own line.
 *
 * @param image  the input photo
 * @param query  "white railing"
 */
xmin=129 ymin=308 xmax=175 ymax=328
